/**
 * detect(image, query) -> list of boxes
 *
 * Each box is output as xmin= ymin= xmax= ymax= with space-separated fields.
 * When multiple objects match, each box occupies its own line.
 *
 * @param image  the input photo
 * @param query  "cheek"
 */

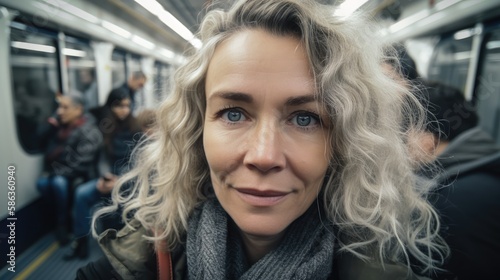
xmin=203 ymin=123 xmax=234 ymax=171
xmin=203 ymin=124 xmax=219 ymax=174
xmin=288 ymin=137 xmax=331 ymax=181
xmin=122 ymin=108 xmax=131 ymax=118
xmin=69 ymin=109 xmax=79 ymax=118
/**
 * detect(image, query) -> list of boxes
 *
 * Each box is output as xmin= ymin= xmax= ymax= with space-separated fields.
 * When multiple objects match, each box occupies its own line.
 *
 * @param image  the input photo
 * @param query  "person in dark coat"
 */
xmin=415 ymin=81 xmax=500 ymax=280
xmin=36 ymin=91 xmax=102 ymax=244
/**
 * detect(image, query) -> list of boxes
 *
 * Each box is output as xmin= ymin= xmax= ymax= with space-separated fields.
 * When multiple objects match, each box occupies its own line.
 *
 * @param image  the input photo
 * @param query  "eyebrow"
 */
xmin=285 ymin=95 xmax=317 ymax=106
xmin=209 ymin=91 xmax=317 ymax=106
xmin=210 ymin=92 xmax=253 ymax=103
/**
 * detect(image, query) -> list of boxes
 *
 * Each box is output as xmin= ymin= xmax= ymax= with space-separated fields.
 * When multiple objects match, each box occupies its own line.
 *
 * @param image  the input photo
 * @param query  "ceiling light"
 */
xmin=11 ymin=41 xmax=56 ymax=53
xmin=132 ymin=35 xmax=155 ymax=49
xmin=160 ymin=48 xmax=175 ymax=59
xmin=102 ymin=20 xmax=131 ymax=38
xmin=62 ymin=48 xmax=87 ymax=57
xmin=44 ymin=0 xmax=99 ymax=24
xmin=135 ymin=0 xmax=199 ymax=48
xmin=334 ymin=0 xmax=370 ymax=18
xmin=453 ymin=29 xmax=474 ymax=40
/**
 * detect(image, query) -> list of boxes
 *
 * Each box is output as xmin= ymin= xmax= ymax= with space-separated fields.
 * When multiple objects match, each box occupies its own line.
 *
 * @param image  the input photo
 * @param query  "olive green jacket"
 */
xmin=85 ymin=220 xmax=419 ymax=280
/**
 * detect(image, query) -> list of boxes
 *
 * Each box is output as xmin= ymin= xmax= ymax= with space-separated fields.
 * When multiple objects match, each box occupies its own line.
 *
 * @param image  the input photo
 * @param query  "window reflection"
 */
xmin=64 ymin=36 xmax=98 ymax=111
xmin=428 ymin=28 xmax=474 ymax=93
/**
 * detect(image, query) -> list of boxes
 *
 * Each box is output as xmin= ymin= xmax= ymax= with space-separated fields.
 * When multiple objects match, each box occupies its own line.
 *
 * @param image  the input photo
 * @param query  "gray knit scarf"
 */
xmin=186 ymin=198 xmax=335 ymax=280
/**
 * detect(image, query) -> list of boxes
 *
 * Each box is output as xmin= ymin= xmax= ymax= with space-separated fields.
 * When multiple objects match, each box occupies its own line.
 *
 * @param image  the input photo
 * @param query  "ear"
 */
xmin=77 ymin=105 xmax=85 ymax=115
xmin=419 ymin=131 xmax=438 ymax=155
xmin=408 ymin=130 xmax=438 ymax=164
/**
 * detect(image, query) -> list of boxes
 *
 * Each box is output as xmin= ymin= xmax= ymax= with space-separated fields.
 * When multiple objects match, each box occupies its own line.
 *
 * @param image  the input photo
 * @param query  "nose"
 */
xmin=243 ymin=120 xmax=286 ymax=173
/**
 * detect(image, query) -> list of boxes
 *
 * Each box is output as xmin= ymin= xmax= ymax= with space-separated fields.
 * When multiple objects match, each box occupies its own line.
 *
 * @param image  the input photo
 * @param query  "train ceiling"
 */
xmin=85 ymin=0 xmax=488 ymax=52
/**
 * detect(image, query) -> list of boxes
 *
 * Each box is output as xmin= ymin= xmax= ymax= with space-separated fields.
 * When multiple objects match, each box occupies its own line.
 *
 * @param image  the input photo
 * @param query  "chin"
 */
xmin=230 ymin=212 xmax=291 ymax=238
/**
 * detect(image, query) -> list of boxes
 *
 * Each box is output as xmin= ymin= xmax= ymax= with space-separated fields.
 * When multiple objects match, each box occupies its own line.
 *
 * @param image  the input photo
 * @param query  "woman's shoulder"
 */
xmin=77 ymin=221 xmax=157 ymax=280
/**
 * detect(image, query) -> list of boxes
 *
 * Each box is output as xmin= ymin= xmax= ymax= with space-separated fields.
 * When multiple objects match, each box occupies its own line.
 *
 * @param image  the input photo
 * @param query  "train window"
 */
xmin=162 ymin=64 xmax=173 ymax=100
xmin=153 ymin=62 xmax=171 ymax=102
xmin=428 ymin=28 xmax=474 ymax=93
xmin=10 ymin=24 xmax=60 ymax=154
xmin=475 ymin=28 xmax=500 ymax=144
xmin=111 ymin=49 xmax=126 ymax=88
xmin=128 ymin=54 xmax=143 ymax=75
xmin=64 ymin=36 xmax=98 ymax=111
xmin=153 ymin=62 xmax=161 ymax=102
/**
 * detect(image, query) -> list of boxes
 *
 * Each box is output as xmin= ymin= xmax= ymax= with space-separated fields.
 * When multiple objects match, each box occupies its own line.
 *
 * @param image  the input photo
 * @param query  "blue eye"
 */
xmin=291 ymin=112 xmax=319 ymax=127
xmin=296 ymin=115 xmax=311 ymax=126
xmin=222 ymin=109 xmax=246 ymax=122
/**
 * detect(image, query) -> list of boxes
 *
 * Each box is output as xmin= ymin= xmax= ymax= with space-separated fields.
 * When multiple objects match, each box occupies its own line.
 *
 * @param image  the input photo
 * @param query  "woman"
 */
xmin=78 ymin=0 xmax=447 ymax=278
xmin=64 ymin=88 xmax=141 ymax=260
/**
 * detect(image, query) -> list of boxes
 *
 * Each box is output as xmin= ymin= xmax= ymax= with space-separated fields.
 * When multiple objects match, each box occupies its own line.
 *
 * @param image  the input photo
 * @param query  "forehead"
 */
xmin=136 ymin=77 xmax=146 ymax=83
xmin=211 ymin=29 xmax=309 ymax=71
xmin=59 ymin=96 xmax=74 ymax=106
xmin=114 ymin=98 xmax=131 ymax=104
xmin=206 ymin=29 xmax=313 ymax=98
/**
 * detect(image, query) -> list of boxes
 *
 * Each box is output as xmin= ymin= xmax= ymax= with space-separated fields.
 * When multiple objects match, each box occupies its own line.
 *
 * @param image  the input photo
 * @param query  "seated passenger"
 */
xmin=36 ymin=91 xmax=102 ymax=245
xmin=78 ymin=0 xmax=447 ymax=278
xmin=64 ymin=88 xmax=141 ymax=260
xmin=413 ymin=81 xmax=500 ymax=279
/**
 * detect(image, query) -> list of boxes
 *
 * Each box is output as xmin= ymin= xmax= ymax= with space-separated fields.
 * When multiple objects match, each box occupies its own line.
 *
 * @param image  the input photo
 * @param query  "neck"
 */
xmin=239 ymin=230 xmax=285 ymax=265
xmin=127 ymin=81 xmax=135 ymax=90
xmin=66 ymin=116 xmax=82 ymax=127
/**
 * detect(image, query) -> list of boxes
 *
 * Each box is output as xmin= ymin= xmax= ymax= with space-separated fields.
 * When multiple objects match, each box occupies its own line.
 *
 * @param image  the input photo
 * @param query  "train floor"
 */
xmin=0 ymin=231 xmax=104 ymax=280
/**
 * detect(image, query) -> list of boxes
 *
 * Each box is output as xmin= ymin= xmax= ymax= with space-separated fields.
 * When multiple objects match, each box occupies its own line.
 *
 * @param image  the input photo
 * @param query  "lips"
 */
xmin=235 ymin=188 xmax=289 ymax=207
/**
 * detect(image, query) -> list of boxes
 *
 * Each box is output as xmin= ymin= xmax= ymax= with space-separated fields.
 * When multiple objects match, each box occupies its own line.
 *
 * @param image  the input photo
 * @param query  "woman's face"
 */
xmin=203 ymin=29 xmax=331 ymax=239
xmin=111 ymin=98 xmax=131 ymax=120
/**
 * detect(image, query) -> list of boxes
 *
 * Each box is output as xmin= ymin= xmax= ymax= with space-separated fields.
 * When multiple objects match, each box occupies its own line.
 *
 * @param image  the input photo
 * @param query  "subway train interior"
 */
xmin=1 ymin=0 xmax=499 ymax=279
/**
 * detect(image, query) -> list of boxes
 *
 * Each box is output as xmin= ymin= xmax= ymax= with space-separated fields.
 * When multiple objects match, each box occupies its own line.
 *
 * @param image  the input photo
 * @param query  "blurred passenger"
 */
xmin=36 ymin=91 xmax=102 ymax=245
xmin=78 ymin=0 xmax=447 ymax=278
xmin=64 ymin=88 xmax=141 ymax=260
xmin=118 ymin=71 xmax=146 ymax=114
xmin=415 ymin=81 xmax=500 ymax=280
